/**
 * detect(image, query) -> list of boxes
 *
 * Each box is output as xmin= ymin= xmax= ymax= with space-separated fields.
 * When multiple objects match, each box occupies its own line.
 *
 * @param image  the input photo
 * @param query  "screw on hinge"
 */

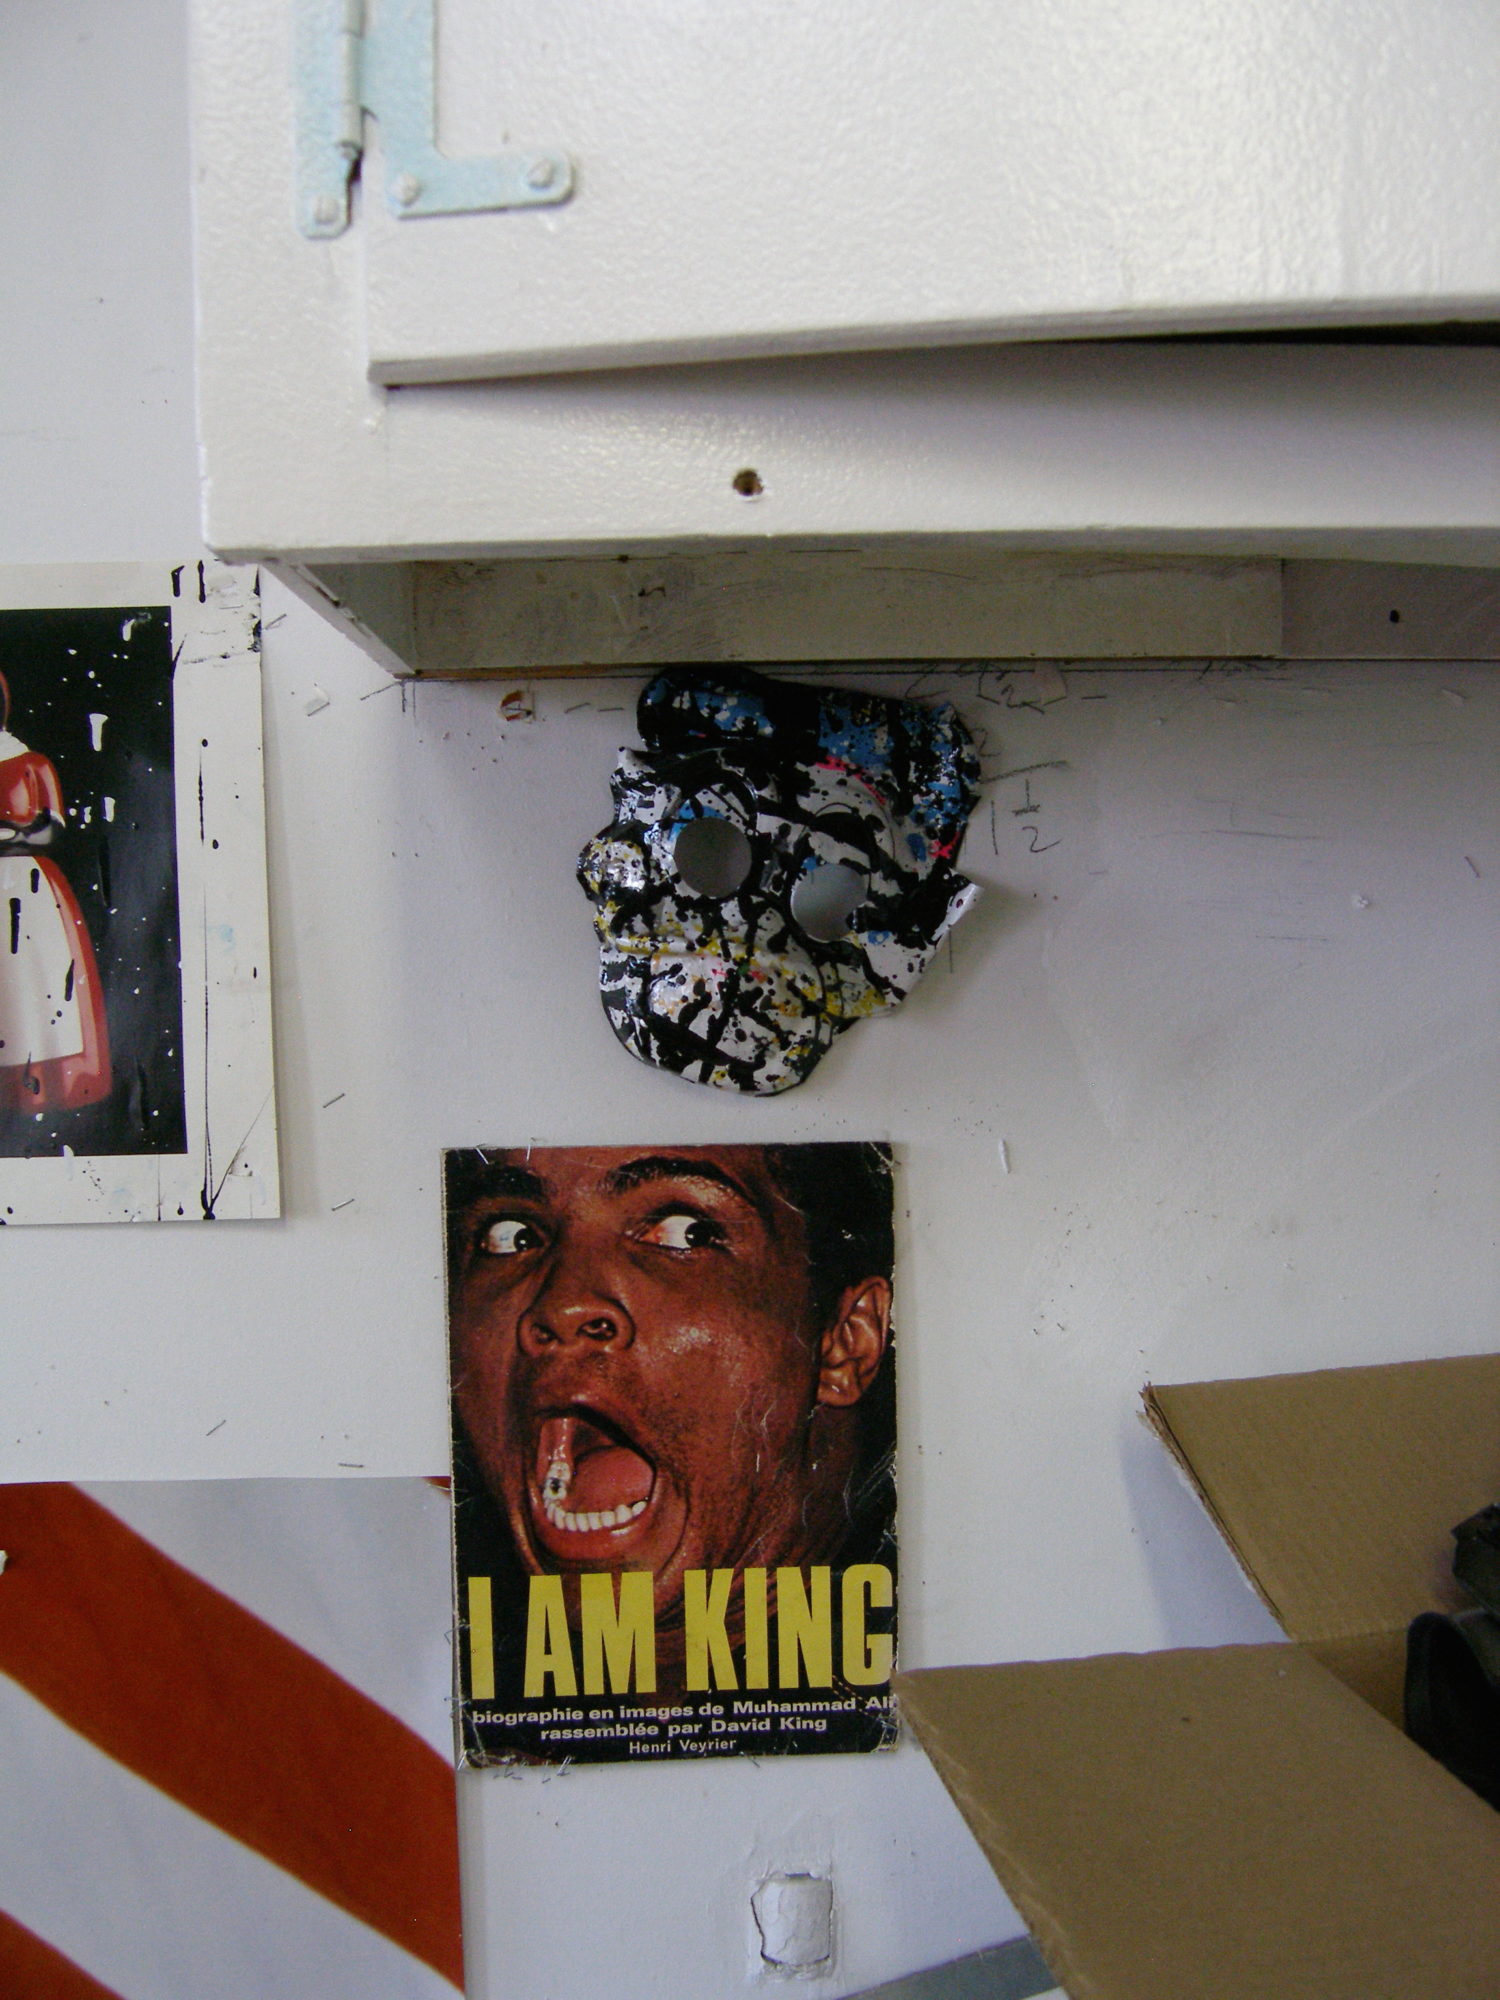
xmin=392 ymin=172 xmax=422 ymax=206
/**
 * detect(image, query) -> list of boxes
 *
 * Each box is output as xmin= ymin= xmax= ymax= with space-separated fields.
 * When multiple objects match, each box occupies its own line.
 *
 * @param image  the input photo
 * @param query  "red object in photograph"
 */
xmin=0 ymin=670 xmax=111 ymax=1114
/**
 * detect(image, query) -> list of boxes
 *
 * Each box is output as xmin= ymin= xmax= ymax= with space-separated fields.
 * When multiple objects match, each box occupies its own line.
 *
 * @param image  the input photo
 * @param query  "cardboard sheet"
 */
xmin=901 ymin=1354 xmax=1500 ymax=1998
xmin=899 ymin=1643 xmax=1500 ymax=2000
xmin=1144 ymin=1354 xmax=1500 ymax=1647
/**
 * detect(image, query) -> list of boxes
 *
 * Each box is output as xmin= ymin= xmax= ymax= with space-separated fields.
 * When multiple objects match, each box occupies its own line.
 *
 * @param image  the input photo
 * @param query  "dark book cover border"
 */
xmin=444 ymin=1141 xmax=899 ymax=1764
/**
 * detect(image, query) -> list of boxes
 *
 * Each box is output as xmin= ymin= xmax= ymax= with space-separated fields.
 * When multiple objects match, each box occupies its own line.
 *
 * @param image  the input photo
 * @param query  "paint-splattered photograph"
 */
xmin=0 ymin=562 xmax=278 ymax=1225
xmin=446 ymin=1140 xmax=898 ymax=1764
xmin=0 ymin=601 xmax=185 ymax=1158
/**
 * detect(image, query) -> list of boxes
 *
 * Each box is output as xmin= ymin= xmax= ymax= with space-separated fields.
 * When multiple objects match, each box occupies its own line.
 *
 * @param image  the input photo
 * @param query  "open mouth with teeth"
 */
xmin=530 ymin=1410 xmax=660 ymax=1558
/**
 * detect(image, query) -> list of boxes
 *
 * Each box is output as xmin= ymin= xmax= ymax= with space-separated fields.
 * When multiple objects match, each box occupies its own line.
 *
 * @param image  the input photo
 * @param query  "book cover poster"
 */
xmin=446 ymin=1142 xmax=898 ymax=1764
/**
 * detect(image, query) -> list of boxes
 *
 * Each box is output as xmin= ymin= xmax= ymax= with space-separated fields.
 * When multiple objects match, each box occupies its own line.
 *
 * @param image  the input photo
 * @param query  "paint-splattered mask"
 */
xmin=578 ymin=669 xmax=981 ymax=1094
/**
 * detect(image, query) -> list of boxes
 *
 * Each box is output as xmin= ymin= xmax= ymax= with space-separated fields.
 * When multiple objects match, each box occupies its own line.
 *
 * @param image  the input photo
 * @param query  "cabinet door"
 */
xmin=340 ymin=0 xmax=1500 ymax=384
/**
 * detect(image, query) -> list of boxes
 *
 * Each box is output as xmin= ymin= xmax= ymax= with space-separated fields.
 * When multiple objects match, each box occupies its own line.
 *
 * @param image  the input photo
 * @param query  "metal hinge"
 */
xmin=295 ymin=0 xmax=572 ymax=238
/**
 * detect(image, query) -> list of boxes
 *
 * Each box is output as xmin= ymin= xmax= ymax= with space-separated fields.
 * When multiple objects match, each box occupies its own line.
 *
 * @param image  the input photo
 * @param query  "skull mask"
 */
xmin=578 ymin=668 xmax=981 ymax=1094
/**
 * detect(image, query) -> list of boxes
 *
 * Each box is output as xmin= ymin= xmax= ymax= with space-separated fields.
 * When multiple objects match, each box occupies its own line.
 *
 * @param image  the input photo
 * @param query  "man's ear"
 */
xmin=816 ymin=1277 xmax=892 ymax=1408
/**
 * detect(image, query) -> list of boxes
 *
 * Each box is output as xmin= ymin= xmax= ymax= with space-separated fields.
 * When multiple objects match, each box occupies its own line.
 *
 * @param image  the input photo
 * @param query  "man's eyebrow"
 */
xmin=603 ymin=1154 xmax=770 ymax=1221
xmin=459 ymin=1163 xmax=548 ymax=1204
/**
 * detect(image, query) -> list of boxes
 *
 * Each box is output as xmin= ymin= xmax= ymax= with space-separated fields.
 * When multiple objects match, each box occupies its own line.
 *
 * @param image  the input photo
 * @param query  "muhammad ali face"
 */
xmin=449 ymin=1146 xmax=889 ymax=1621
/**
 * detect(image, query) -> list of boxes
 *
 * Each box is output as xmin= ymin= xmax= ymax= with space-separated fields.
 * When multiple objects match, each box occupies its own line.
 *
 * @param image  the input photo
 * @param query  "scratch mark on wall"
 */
xmin=200 ymin=1083 xmax=275 ymax=1223
xmin=993 ymin=760 xmax=1069 ymax=783
xmin=1209 ymin=829 xmax=1330 ymax=843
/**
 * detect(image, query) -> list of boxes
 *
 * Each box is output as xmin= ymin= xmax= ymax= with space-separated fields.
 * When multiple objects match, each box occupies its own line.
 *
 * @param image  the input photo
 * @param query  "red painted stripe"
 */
xmin=0 ymin=1485 xmax=462 ymax=1988
xmin=0 ymin=1908 xmax=125 ymax=2000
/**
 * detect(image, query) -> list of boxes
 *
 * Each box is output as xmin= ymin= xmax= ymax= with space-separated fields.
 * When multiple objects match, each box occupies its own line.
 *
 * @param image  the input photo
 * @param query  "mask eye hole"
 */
xmin=791 ymin=861 xmax=867 ymax=941
xmin=672 ymin=816 xmax=753 ymax=898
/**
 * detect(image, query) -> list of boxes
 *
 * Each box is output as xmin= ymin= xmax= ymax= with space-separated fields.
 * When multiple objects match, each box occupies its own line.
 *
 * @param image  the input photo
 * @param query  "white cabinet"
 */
xmin=192 ymin=2 xmax=1500 ymax=659
xmin=268 ymin=0 xmax=1500 ymax=383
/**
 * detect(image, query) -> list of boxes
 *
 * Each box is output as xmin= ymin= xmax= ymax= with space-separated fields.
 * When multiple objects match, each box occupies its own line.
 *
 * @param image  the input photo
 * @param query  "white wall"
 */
xmin=6 ymin=6 xmax=1500 ymax=1998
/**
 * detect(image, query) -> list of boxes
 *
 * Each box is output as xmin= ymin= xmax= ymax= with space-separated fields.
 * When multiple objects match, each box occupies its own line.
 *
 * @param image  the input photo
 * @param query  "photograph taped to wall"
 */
xmin=0 ymin=562 xmax=278 ymax=1223
xmin=445 ymin=1141 xmax=898 ymax=1764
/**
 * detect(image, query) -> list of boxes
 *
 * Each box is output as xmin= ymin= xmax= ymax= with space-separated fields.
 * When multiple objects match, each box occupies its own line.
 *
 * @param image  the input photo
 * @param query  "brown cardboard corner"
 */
xmin=1301 ymin=1628 xmax=1409 ymax=1731
xmin=1145 ymin=1352 xmax=1500 ymax=1651
xmin=1141 ymin=1382 xmax=1284 ymax=1627
xmin=898 ymin=1643 xmax=1500 ymax=2000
